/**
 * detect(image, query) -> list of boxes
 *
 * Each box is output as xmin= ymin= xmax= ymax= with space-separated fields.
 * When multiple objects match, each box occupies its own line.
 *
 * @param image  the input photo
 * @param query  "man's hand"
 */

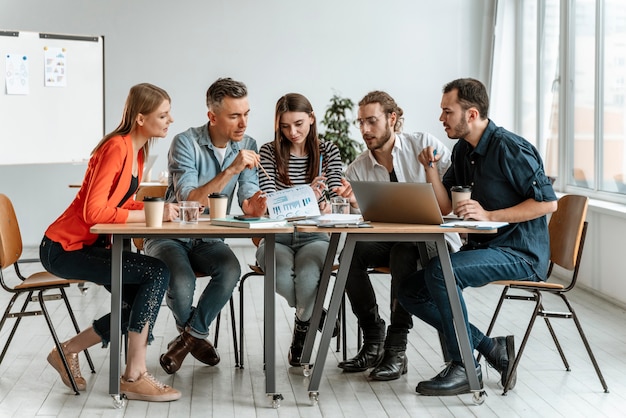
xmin=332 ymin=178 xmax=358 ymax=208
xmin=242 ymin=190 xmax=267 ymax=217
xmin=418 ymin=146 xmax=439 ymax=169
xmin=229 ymin=150 xmax=261 ymax=175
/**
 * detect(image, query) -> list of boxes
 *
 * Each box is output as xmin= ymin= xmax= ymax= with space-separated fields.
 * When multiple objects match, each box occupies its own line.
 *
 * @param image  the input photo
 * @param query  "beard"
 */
xmin=364 ymin=124 xmax=393 ymax=151
xmin=447 ymin=117 xmax=470 ymax=139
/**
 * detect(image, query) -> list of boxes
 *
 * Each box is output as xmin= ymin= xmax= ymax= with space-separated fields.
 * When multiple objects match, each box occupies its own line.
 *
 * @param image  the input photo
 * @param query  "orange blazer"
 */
xmin=45 ymin=135 xmax=145 ymax=251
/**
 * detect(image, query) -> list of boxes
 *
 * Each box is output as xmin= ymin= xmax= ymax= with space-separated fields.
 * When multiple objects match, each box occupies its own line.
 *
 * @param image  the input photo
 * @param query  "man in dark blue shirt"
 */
xmin=398 ymin=78 xmax=557 ymax=396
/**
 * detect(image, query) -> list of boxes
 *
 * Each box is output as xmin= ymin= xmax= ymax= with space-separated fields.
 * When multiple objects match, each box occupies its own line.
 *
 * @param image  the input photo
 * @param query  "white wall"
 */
xmin=1 ymin=0 xmax=493 ymax=245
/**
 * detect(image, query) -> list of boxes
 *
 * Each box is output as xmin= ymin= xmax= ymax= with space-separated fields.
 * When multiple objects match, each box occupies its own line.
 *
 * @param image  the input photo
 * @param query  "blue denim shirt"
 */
xmin=165 ymin=123 xmax=260 ymax=212
xmin=442 ymin=120 xmax=557 ymax=277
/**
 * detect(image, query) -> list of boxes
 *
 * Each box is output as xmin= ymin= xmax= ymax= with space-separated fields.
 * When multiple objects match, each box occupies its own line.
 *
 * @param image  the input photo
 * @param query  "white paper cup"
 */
xmin=143 ymin=197 xmax=165 ymax=227
xmin=179 ymin=201 xmax=200 ymax=224
xmin=451 ymin=186 xmax=472 ymax=213
xmin=208 ymin=193 xmax=228 ymax=219
xmin=330 ymin=196 xmax=350 ymax=214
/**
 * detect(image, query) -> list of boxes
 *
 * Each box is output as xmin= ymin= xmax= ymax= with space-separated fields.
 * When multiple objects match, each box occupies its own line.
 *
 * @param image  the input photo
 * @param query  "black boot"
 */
xmin=369 ymin=330 xmax=408 ymax=381
xmin=288 ymin=318 xmax=310 ymax=367
xmin=338 ymin=342 xmax=384 ymax=372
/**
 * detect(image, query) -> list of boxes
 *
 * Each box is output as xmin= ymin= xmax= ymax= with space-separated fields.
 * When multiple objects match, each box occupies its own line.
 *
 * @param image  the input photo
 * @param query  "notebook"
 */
xmin=350 ymin=181 xmax=444 ymax=225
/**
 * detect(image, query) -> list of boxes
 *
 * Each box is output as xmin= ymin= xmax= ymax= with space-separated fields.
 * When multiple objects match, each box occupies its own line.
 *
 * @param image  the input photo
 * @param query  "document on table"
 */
xmin=266 ymin=185 xmax=321 ymax=220
xmin=440 ymin=220 xmax=509 ymax=230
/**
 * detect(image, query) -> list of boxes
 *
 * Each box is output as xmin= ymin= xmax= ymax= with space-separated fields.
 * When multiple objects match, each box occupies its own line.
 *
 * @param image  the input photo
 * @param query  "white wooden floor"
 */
xmin=0 ymin=243 xmax=624 ymax=418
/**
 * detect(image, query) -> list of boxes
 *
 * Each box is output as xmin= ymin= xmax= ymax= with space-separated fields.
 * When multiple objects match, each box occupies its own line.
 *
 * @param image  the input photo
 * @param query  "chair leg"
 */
xmin=229 ymin=296 xmax=240 ymax=368
xmin=341 ymin=293 xmax=347 ymax=362
xmin=238 ymin=275 xmax=248 ymax=370
xmin=38 ymin=290 xmax=81 ymax=395
xmin=500 ymin=290 xmax=543 ymax=395
xmin=0 ymin=293 xmax=26 ymax=364
xmin=542 ymin=314 xmax=570 ymax=371
xmin=60 ymin=288 xmax=95 ymax=373
xmin=560 ymin=294 xmax=609 ymax=392
xmin=214 ymin=312 xmax=221 ymax=348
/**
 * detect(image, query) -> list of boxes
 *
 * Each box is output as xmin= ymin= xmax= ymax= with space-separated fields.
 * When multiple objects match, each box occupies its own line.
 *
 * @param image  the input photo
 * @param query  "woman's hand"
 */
xmin=163 ymin=202 xmax=179 ymax=222
xmin=310 ymin=175 xmax=328 ymax=201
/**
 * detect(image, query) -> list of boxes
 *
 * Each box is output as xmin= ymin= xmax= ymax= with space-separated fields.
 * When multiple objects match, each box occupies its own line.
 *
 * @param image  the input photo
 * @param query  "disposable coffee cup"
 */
xmin=451 ymin=186 xmax=472 ymax=213
xmin=208 ymin=193 xmax=228 ymax=219
xmin=179 ymin=201 xmax=200 ymax=225
xmin=330 ymin=196 xmax=350 ymax=214
xmin=143 ymin=196 xmax=165 ymax=227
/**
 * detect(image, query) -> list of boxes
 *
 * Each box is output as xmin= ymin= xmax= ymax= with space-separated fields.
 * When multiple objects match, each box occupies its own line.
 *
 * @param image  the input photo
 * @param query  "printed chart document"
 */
xmin=440 ymin=220 xmax=509 ymax=230
xmin=266 ymin=185 xmax=320 ymax=220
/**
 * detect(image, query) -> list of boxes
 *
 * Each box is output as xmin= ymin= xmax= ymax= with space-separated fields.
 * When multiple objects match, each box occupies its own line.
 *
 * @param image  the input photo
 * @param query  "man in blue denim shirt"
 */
xmin=398 ymin=78 xmax=557 ymax=396
xmin=145 ymin=78 xmax=267 ymax=374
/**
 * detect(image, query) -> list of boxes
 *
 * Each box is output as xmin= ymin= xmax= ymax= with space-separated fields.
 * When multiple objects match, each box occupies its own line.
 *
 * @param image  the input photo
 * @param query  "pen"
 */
xmin=429 ymin=149 xmax=437 ymax=168
xmin=258 ymin=162 xmax=272 ymax=182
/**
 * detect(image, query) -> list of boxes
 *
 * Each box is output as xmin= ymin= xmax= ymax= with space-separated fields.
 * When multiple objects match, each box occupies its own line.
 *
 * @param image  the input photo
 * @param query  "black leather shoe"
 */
xmin=484 ymin=335 xmax=516 ymax=390
xmin=369 ymin=350 xmax=407 ymax=381
xmin=337 ymin=342 xmax=384 ymax=372
xmin=416 ymin=362 xmax=482 ymax=396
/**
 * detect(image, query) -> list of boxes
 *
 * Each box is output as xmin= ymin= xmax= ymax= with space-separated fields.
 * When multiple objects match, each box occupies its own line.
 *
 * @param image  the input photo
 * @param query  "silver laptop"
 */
xmin=350 ymin=181 xmax=444 ymax=225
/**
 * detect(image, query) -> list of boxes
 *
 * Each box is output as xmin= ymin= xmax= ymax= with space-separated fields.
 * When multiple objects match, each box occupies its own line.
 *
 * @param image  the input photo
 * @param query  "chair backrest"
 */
xmin=0 ymin=194 xmax=23 ymax=269
xmin=548 ymin=194 xmax=588 ymax=272
xmin=133 ymin=185 xmax=168 ymax=251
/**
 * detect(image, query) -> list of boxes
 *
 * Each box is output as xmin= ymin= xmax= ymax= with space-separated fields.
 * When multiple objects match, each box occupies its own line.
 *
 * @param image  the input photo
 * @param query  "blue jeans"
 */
xmin=256 ymin=232 xmax=329 ymax=322
xmin=144 ymin=238 xmax=240 ymax=339
xmin=397 ymin=247 xmax=539 ymax=363
xmin=39 ymin=235 xmax=169 ymax=345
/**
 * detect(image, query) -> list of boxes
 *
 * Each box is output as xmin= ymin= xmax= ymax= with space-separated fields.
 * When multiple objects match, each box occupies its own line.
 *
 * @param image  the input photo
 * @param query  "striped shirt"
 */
xmin=258 ymin=140 xmax=343 ymax=202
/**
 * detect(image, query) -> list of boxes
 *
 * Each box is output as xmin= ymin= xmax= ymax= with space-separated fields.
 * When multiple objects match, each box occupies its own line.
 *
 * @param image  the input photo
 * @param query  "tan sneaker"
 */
xmin=120 ymin=372 xmax=181 ymax=402
xmin=47 ymin=345 xmax=86 ymax=391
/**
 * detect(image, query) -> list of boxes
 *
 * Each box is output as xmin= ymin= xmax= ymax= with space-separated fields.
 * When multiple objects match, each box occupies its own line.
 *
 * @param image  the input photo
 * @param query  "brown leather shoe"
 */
xmin=186 ymin=334 xmax=220 ymax=366
xmin=160 ymin=331 xmax=220 ymax=374
xmin=160 ymin=333 xmax=190 ymax=374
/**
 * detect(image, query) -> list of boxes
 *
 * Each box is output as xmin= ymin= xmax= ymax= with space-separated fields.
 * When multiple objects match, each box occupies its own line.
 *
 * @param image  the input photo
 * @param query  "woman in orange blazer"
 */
xmin=39 ymin=83 xmax=181 ymax=402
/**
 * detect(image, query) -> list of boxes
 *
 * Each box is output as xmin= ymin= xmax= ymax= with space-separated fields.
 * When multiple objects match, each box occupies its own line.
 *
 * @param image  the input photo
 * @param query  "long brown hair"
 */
xmin=91 ymin=83 xmax=171 ymax=160
xmin=273 ymin=93 xmax=320 ymax=185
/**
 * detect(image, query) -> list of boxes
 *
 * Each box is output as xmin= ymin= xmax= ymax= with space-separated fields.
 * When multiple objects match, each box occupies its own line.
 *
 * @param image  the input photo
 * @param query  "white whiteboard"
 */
xmin=0 ymin=30 xmax=104 ymax=164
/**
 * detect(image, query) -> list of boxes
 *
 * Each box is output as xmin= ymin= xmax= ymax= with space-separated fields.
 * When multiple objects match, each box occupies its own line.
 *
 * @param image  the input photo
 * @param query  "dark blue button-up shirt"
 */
xmin=442 ymin=120 xmax=557 ymax=277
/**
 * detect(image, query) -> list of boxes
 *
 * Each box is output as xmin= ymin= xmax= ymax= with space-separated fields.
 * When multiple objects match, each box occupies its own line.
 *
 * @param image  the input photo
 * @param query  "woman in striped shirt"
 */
xmin=256 ymin=93 xmax=343 ymax=366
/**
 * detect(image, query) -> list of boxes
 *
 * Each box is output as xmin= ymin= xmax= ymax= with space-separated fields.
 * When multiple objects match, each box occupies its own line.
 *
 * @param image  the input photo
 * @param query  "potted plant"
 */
xmin=319 ymin=94 xmax=363 ymax=165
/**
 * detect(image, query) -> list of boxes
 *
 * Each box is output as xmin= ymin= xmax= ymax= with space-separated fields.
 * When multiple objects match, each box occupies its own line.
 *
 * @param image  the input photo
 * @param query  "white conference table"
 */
xmin=90 ymin=219 xmax=293 ymax=408
xmin=295 ymin=222 xmax=496 ymax=405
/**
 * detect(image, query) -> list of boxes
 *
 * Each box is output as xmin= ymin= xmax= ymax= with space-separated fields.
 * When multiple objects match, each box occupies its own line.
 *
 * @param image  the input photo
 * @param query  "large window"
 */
xmin=518 ymin=0 xmax=626 ymax=201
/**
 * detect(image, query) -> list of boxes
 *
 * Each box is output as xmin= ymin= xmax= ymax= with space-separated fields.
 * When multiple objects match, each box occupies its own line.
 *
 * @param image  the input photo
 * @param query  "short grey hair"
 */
xmin=206 ymin=78 xmax=248 ymax=111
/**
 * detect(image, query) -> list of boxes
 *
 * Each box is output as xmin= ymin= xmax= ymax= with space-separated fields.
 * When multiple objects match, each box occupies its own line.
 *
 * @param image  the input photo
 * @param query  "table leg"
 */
xmin=263 ymin=233 xmax=282 ymax=407
xmin=301 ymin=232 xmax=341 ymax=368
xmin=109 ymin=235 xmax=123 ymax=401
xmin=434 ymin=235 xmax=481 ymax=392
xmin=307 ymin=234 xmax=356 ymax=395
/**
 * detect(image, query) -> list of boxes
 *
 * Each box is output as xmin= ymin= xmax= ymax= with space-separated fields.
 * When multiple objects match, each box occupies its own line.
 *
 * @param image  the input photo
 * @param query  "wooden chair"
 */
xmin=133 ymin=185 xmax=239 ymax=366
xmin=483 ymin=194 xmax=608 ymax=394
xmin=0 ymin=193 xmax=95 ymax=395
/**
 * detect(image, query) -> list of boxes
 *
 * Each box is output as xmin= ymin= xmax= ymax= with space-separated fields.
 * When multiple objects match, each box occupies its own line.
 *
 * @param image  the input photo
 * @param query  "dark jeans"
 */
xmin=342 ymin=241 xmax=423 ymax=347
xmin=39 ymin=235 xmax=169 ymax=345
xmin=397 ymin=247 xmax=539 ymax=363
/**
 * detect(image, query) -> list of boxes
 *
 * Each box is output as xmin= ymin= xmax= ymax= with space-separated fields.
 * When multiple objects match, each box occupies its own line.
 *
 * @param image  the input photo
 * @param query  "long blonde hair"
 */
xmin=91 ymin=83 xmax=171 ymax=159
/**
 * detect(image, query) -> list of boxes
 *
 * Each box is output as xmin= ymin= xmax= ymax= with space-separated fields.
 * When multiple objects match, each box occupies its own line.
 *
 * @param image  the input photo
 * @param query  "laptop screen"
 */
xmin=350 ymin=181 xmax=444 ymax=225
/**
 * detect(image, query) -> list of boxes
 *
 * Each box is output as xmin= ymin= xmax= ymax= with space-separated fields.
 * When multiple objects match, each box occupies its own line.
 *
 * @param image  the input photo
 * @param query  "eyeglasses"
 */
xmin=354 ymin=113 xmax=386 ymax=129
